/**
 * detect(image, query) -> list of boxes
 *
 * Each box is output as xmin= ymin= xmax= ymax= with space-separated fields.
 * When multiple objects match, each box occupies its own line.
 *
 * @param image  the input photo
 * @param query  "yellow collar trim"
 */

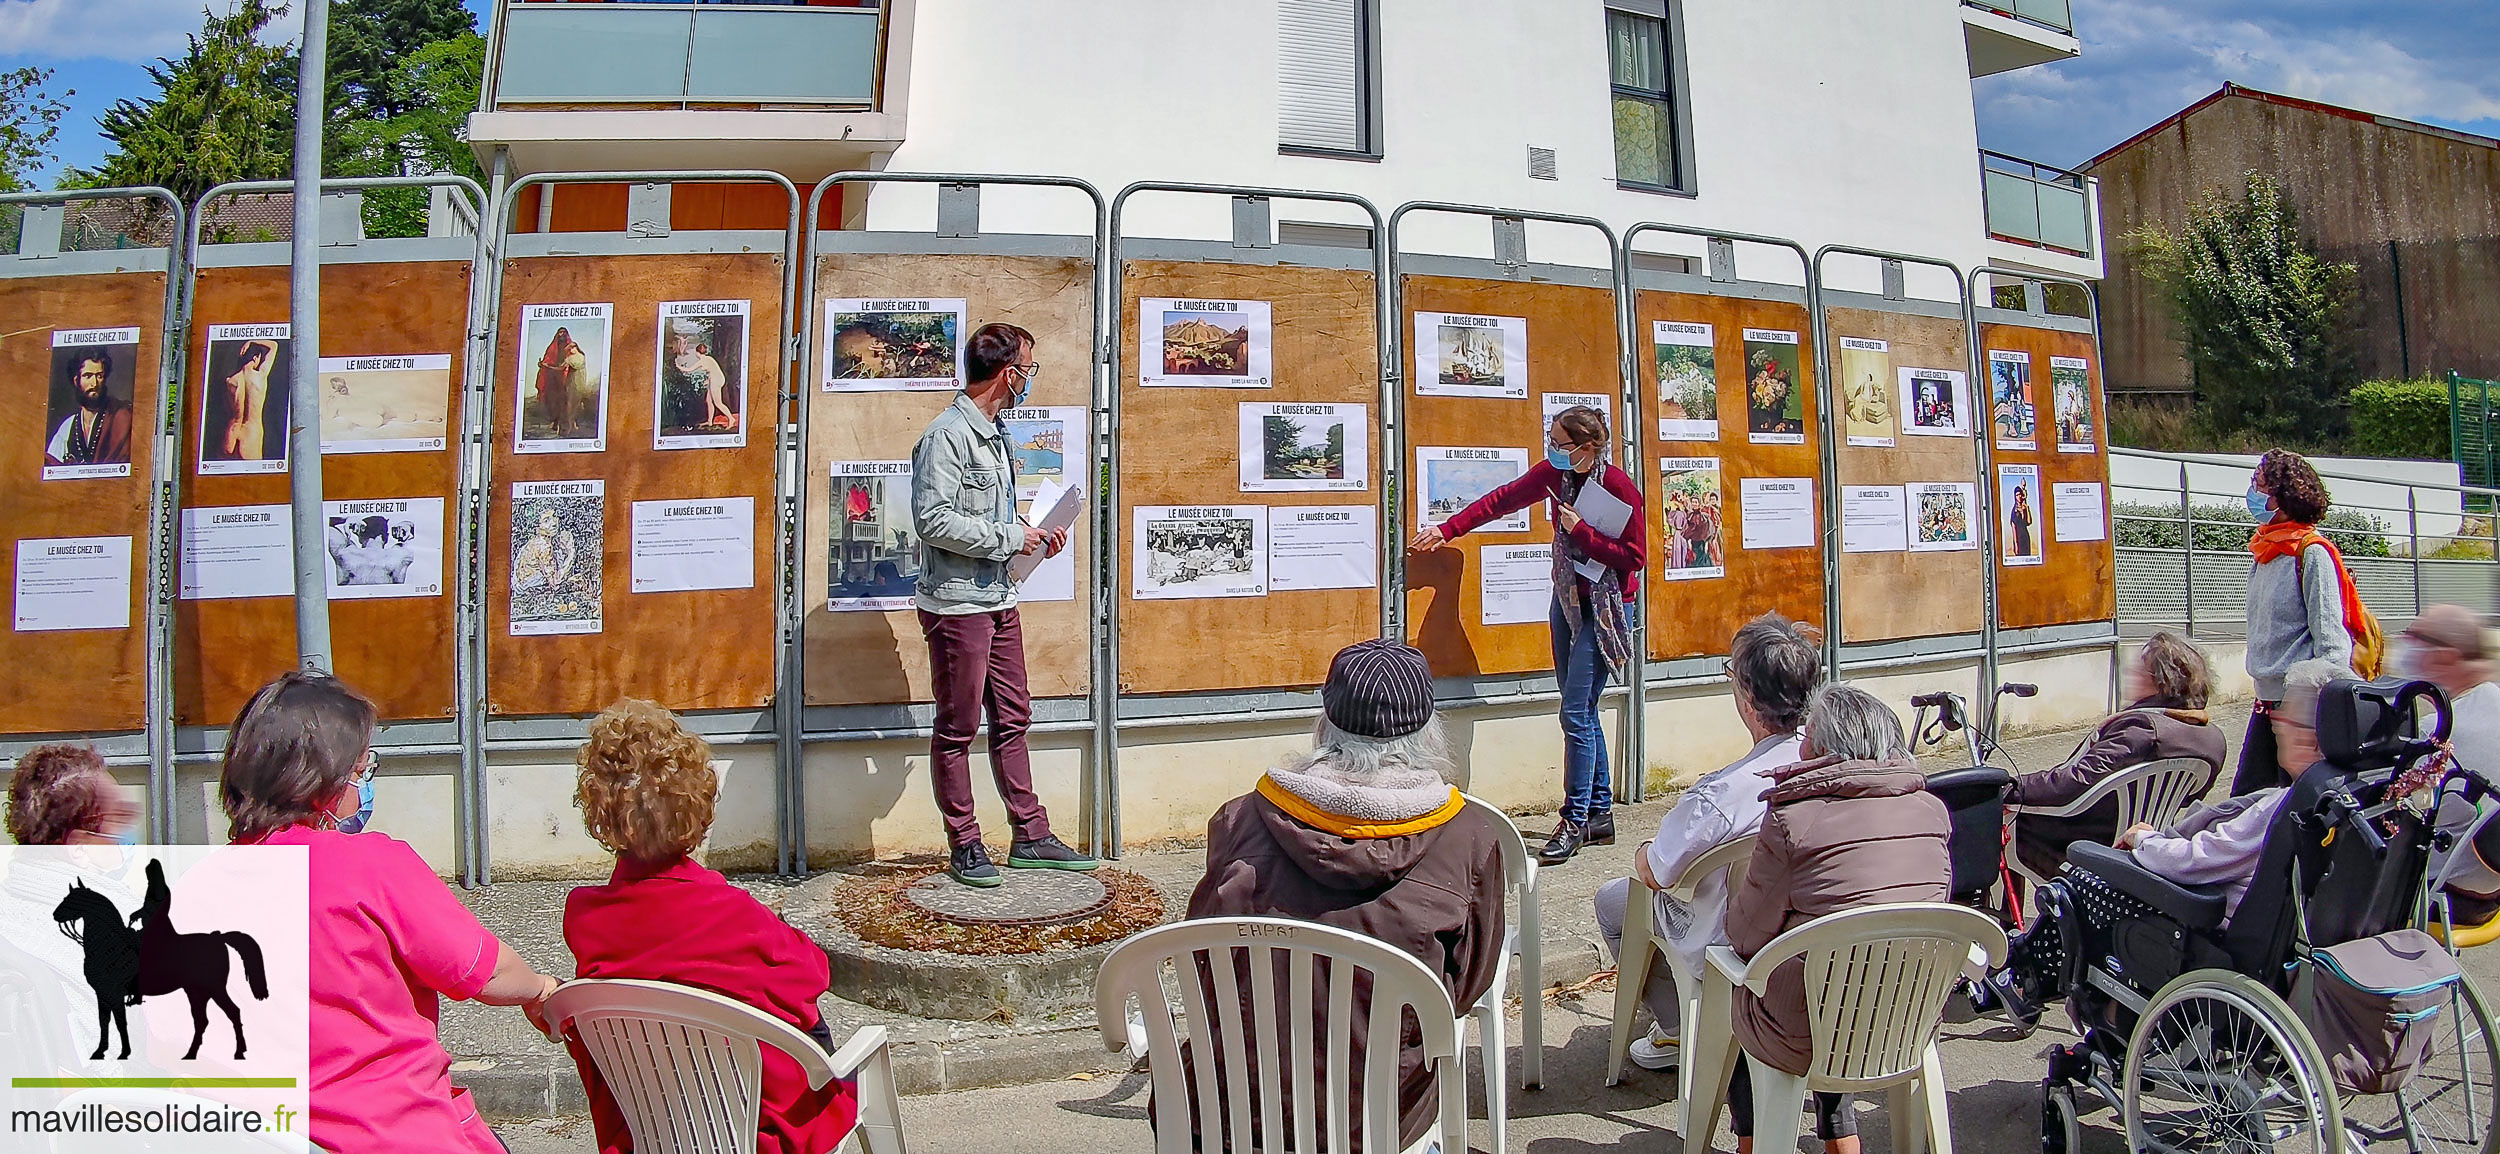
xmin=1255 ymin=777 xmax=1465 ymax=839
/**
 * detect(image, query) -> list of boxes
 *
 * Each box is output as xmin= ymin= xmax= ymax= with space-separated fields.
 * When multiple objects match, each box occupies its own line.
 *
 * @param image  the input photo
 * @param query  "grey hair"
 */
xmin=1801 ymin=683 xmax=1907 ymax=762
xmin=2277 ymin=657 xmax=2350 ymax=731
xmin=1286 ymin=714 xmax=1457 ymax=785
xmin=1729 ymin=612 xmax=1823 ymax=732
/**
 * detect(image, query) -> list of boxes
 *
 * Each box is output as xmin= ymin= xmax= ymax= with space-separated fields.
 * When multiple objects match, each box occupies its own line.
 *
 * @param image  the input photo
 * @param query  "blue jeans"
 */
xmin=1550 ymin=596 xmax=1613 ymax=822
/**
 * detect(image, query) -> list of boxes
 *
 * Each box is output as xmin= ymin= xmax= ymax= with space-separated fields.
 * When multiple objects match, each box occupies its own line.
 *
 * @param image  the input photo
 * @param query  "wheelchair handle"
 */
xmin=1997 ymin=682 xmax=2038 ymax=699
xmin=1909 ymin=692 xmax=1958 ymax=709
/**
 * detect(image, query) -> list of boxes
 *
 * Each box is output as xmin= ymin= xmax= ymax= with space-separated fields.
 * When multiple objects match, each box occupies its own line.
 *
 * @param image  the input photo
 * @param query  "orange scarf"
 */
xmin=2250 ymin=519 xmax=2376 ymax=666
xmin=2249 ymin=519 xmax=2317 ymax=564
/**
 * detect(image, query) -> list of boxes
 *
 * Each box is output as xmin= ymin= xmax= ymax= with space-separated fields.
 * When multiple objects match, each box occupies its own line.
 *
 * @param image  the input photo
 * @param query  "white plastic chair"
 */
xmin=1458 ymin=792 xmax=1543 ymax=1134
xmin=1688 ymin=903 xmax=2007 ymax=1154
xmin=2005 ymin=756 xmax=2215 ymax=887
xmin=544 ymin=978 xmax=906 ymax=1154
xmin=1096 ymin=916 xmax=1469 ymax=1154
xmin=1604 ymin=833 xmax=1759 ymax=1135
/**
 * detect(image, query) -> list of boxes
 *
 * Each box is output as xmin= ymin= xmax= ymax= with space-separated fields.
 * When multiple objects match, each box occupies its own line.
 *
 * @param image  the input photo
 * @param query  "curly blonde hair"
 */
xmin=575 ymin=698 xmax=717 ymax=865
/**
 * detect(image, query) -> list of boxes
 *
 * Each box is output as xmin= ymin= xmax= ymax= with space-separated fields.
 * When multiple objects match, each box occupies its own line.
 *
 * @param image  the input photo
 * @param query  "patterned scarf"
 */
xmin=1552 ymin=466 xmax=1634 ymax=677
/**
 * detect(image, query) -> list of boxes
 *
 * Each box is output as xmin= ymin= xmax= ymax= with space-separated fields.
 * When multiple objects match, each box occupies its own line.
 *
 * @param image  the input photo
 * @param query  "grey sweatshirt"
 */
xmin=2245 ymin=542 xmax=2352 ymax=700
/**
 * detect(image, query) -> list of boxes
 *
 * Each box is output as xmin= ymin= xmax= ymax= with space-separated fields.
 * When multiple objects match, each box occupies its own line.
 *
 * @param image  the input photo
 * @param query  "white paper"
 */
xmin=1268 ymin=506 xmax=1378 ymax=592
xmin=1239 ymin=402 xmax=1367 ymax=492
xmin=828 ymin=461 xmax=920 ymax=611
xmin=1542 ymin=391 xmax=1614 ymax=434
xmin=1415 ymin=446 xmax=1530 ymax=533
xmin=653 ymin=299 xmax=750 ymax=449
xmin=631 ymin=497 xmax=756 ymax=594
xmin=1899 ymin=368 xmax=1972 ymax=438
xmin=1011 ymin=480 xmax=1083 ymax=585
xmin=1002 ymin=406 xmax=1085 ymax=499
xmin=1990 ymin=349 xmax=2038 ymax=451
xmin=2053 ymin=482 xmax=2108 ymax=543
xmin=1907 ymin=482 xmax=1980 ymax=552
xmin=1998 ymin=463 xmax=2046 ymax=566
xmin=1141 ymin=298 xmax=1273 ymax=388
xmin=1480 ymin=544 xmax=1552 ymax=626
xmin=318 ymin=353 xmax=452 ymax=454
xmin=1653 ymin=320 xmax=1720 ymax=441
xmin=322 ymin=497 xmax=445 ymax=599
xmin=1016 ymin=482 xmax=1078 ymax=602
xmin=1841 ymin=485 xmax=1909 ymax=554
xmin=1416 ymin=312 xmax=1529 ymax=399
xmin=510 ymin=479 xmax=605 ymax=635
xmin=1567 ymin=478 xmax=1633 ymax=584
xmin=823 ymin=297 xmax=968 ymax=391
xmin=13 ymin=536 xmax=131 ymax=632
xmin=1134 ymin=505 xmax=1268 ymax=599
xmin=1838 ymin=337 xmax=1895 ymax=448
xmin=179 ymin=504 xmax=293 ymax=600
xmin=1658 ymin=457 xmax=1725 ymax=580
xmin=1738 ymin=477 xmax=1817 ymax=551
xmin=199 ymin=322 xmax=294 ymax=475
xmin=44 ymin=327 xmax=141 ymax=480
xmin=513 ymin=305 xmax=611 ymax=454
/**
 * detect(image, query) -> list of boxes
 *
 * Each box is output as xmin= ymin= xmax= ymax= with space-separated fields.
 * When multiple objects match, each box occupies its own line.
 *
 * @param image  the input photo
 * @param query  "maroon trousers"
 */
xmin=919 ymin=607 xmax=1052 ymax=848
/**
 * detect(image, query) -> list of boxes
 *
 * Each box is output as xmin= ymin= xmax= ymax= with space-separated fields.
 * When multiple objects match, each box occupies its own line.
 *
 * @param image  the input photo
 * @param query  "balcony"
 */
xmin=1982 ymin=150 xmax=2103 ymax=281
xmin=1962 ymin=0 xmax=2078 ymax=77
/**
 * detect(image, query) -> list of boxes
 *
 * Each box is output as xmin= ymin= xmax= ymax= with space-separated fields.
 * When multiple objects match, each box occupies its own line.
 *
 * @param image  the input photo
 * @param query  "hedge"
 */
xmin=2348 ymin=377 xmax=2451 ymax=460
xmin=2113 ymin=501 xmax=2391 ymax=556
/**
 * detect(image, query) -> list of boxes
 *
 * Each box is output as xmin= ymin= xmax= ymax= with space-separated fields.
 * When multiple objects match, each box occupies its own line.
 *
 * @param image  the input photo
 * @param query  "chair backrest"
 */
xmin=1738 ymin=903 xmax=2008 ymax=1092
xmin=545 ymin=978 xmax=838 ymax=1154
xmin=1460 ymin=793 xmax=1533 ymax=904
xmin=2075 ymin=756 xmax=2216 ymax=831
xmin=1096 ymin=917 xmax=1462 ymax=1154
xmin=1665 ymin=832 xmax=1759 ymax=905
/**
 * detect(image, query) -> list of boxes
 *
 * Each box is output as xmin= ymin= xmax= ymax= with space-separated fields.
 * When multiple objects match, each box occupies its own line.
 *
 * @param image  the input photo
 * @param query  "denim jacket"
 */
xmin=910 ymin=393 xmax=1021 ymax=614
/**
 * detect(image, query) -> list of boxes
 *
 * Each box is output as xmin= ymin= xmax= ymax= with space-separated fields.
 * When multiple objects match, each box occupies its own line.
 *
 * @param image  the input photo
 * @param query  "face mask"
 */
xmin=2245 ymin=488 xmax=2272 ymax=521
xmin=114 ymin=822 xmax=142 ymax=847
xmin=336 ymin=775 xmax=375 ymax=835
xmin=1009 ymin=367 xmax=1034 ymax=409
xmin=1547 ymin=446 xmax=1577 ymax=472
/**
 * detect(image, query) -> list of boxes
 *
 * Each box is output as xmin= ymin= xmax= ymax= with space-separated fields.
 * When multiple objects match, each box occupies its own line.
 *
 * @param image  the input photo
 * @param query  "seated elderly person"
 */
xmin=1723 ymin=684 xmax=1952 ymax=1154
xmin=1594 ymin=611 xmax=1824 ymax=1071
xmin=2006 ymin=632 xmax=2227 ymax=882
xmin=1185 ymin=639 xmax=1505 ymax=1153
xmin=2 ymin=744 xmax=145 ymax=1058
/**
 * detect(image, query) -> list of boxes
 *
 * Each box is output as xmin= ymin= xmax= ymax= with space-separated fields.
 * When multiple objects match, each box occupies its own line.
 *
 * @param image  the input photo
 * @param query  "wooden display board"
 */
xmin=1401 ymin=274 xmax=1619 ymax=678
xmin=0 ymin=271 xmax=166 ymax=735
xmin=487 ymin=252 xmax=783 ymax=716
xmin=1982 ymin=319 xmax=2116 ymax=628
xmin=801 ymin=252 xmax=1095 ymax=706
xmin=1634 ymin=289 xmax=1825 ymax=658
xmin=1118 ymin=259 xmax=1383 ymax=695
xmin=1827 ymin=306 xmax=1984 ymax=643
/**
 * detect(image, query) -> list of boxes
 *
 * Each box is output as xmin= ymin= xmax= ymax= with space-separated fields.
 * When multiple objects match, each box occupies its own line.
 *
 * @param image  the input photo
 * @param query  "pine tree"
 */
xmin=74 ymin=1 xmax=299 ymax=208
xmin=0 ymin=66 xmax=71 ymax=193
xmin=328 ymin=0 xmax=475 ymax=125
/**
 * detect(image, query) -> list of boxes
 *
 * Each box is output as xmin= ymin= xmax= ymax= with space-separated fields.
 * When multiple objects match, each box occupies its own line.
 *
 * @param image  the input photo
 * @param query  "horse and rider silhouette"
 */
xmin=50 ymin=860 xmax=268 ymax=1062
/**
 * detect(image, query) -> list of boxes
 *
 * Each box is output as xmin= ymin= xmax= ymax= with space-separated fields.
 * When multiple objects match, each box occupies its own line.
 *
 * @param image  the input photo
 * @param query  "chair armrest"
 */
xmin=827 ymin=1025 xmax=890 ymax=1081
xmin=1705 ymin=944 xmax=1747 ymax=985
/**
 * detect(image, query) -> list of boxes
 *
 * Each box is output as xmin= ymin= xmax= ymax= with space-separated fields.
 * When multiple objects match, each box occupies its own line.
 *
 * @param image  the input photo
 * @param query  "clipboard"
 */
xmin=1012 ymin=479 xmax=1084 ymax=583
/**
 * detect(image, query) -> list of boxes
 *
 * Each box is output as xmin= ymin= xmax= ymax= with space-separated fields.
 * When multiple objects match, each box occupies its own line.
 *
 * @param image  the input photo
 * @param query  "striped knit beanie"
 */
xmin=1322 ymin=639 xmax=1434 ymax=740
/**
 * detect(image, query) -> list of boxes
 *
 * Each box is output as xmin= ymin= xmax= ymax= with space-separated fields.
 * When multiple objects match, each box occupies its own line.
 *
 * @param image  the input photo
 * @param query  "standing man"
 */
xmin=911 ymin=321 xmax=1096 ymax=887
xmin=45 ymin=348 xmax=134 ymax=468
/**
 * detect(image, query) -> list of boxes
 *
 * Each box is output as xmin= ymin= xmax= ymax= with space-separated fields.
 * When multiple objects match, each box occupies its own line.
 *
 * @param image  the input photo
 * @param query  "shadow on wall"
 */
xmin=801 ymin=750 xmax=918 ymax=866
xmin=1406 ymin=548 xmax=1479 ymax=675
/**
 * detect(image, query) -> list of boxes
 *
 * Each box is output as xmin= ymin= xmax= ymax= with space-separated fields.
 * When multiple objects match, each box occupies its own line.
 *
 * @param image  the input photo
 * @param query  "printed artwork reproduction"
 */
xmin=322 ymin=497 xmax=445 ymax=599
xmin=1003 ymin=406 xmax=1085 ymax=499
xmin=43 ymin=327 xmax=140 ymax=480
xmin=654 ymin=300 xmax=748 ymax=449
xmin=1142 ymin=298 xmax=1273 ymax=388
xmin=1415 ymin=446 xmax=1530 ymax=533
xmin=1659 ymin=457 xmax=1725 ymax=581
xmin=828 ymin=460 xmax=920 ymax=611
xmin=823 ymin=298 xmax=966 ymax=392
xmin=514 ymin=304 xmax=612 ymax=454
xmin=1999 ymin=463 xmax=2045 ymax=566
xmin=1899 ymin=368 xmax=1972 ymax=438
xmin=1416 ymin=312 xmax=1529 ymax=400
xmin=1240 ymin=402 xmax=1367 ymax=493
xmin=1837 ymin=337 xmax=1895 ymax=447
xmin=1907 ymin=482 xmax=1979 ymax=552
xmin=198 ymin=323 xmax=293 ymax=475
xmin=510 ymin=479 xmax=604 ymax=635
xmin=1134 ymin=505 xmax=1269 ymax=599
xmin=1990 ymin=349 xmax=2037 ymax=451
xmin=1742 ymin=329 xmax=1805 ymax=444
xmin=2051 ymin=356 xmax=2096 ymax=453
xmin=318 ymin=355 xmax=451 ymax=454
xmin=1654 ymin=321 xmax=1719 ymax=441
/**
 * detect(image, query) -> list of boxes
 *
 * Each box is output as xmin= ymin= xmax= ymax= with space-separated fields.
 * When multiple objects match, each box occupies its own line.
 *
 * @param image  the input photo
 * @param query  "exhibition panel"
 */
xmin=1824 ymin=303 xmax=1985 ymax=644
xmin=1980 ymin=311 xmax=2116 ymax=630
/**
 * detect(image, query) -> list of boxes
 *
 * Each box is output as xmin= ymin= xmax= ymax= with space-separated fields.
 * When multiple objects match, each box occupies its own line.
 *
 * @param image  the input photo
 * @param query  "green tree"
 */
xmin=329 ymin=30 xmax=485 ymax=236
xmin=74 ymin=0 xmax=298 ymax=209
xmin=0 ymin=66 xmax=72 ymax=193
xmin=328 ymin=0 xmax=475 ymax=125
xmin=1324 ymin=422 xmax=1345 ymax=467
xmin=1263 ymin=416 xmax=1304 ymax=470
xmin=2127 ymin=172 xmax=2361 ymax=442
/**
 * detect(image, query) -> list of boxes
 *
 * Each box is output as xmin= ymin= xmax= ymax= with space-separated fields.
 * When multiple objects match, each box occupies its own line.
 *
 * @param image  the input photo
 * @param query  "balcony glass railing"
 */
xmin=1963 ymin=0 xmax=2073 ymax=36
xmin=1981 ymin=150 xmax=2093 ymax=256
xmin=495 ymin=2 xmax=881 ymax=106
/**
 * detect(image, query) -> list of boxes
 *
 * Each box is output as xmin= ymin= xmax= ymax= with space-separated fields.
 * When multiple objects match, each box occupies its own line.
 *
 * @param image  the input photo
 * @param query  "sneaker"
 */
xmin=1629 ymin=1025 xmax=1680 ymax=1070
xmin=1583 ymin=811 xmax=1617 ymax=847
xmin=1538 ymin=820 xmax=1585 ymax=865
xmin=949 ymin=842 xmax=1002 ymax=888
xmin=1006 ymin=835 xmax=1099 ymax=871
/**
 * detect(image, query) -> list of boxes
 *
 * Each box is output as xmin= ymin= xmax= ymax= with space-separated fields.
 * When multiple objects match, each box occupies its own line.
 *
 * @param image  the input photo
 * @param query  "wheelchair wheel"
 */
xmin=2124 ymin=969 xmax=2343 ymax=1154
xmin=2338 ymin=972 xmax=2500 ymax=1154
xmin=2041 ymin=1083 xmax=2081 ymax=1154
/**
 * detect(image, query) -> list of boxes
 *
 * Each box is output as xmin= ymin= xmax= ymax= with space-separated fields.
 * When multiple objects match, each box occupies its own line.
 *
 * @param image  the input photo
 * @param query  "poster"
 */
xmin=828 ymin=461 xmax=920 ymax=611
xmin=2051 ymin=356 xmax=2096 ymax=453
xmin=513 ymin=304 xmax=611 ymax=454
xmin=1899 ymin=368 xmax=1972 ymax=438
xmin=1415 ymin=447 xmax=1529 ymax=533
xmin=42 ymin=327 xmax=140 ymax=479
xmin=12 ymin=536 xmax=131 ymax=632
xmin=198 ymin=323 xmax=292 ymax=475
xmin=510 ymin=479 xmax=604 ymax=635
xmin=1741 ymin=329 xmax=1805 ymax=444
xmin=1480 ymin=544 xmax=1552 ymax=626
xmin=1837 ymin=337 xmax=1895 ymax=447
xmin=1268 ymin=505 xmax=1378 ymax=592
xmin=629 ymin=497 xmax=755 ymax=594
xmin=1542 ymin=391 xmax=1614 ymax=435
xmin=1653 ymin=320 xmax=1718 ymax=441
xmin=1738 ymin=477 xmax=1816 ymax=550
xmin=824 ymin=297 xmax=965 ymax=392
xmin=1240 ymin=402 xmax=1367 ymax=493
xmin=1659 ymin=457 xmax=1725 ymax=580
xmin=2053 ymin=481 xmax=2107 ymax=543
xmin=1416 ymin=311 xmax=1528 ymax=400
xmin=1842 ymin=485 xmax=1909 ymax=554
xmin=1016 ymin=483 xmax=1078 ymax=603
xmin=1134 ymin=505 xmax=1268 ymax=599
xmin=318 ymin=354 xmax=451 ymax=454
xmin=1998 ymin=463 xmax=2044 ymax=566
xmin=1990 ymin=349 xmax=2037 ymax=451
xmin=178 ymin=505 xmax=291 ymax=600
xmin=1004 ymin=406 xmax=1085 ymax=499
xmin=1908 ymin=482 xmax=1979 ymax=552
xmin=322 ymin=497 xmax=444 ymax=599
xmin=653 ymin=300 xmax=749 ymax=450
xmin=1142 ymin=298 xmax=1273 ymax=388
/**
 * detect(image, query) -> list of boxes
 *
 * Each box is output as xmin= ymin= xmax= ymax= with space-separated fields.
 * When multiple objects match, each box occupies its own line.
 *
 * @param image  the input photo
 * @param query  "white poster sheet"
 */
xmin=1268 ymin=505 xmax=1378 ymax=592
xmin=1134 ymin=505 xmax=1268 ymax=599
xmin=179 ymin=504 xmax=292 ymax=600
xmin=1141 ymin=298 xmax=1273 ymax=388
xmin=1015 ymin=480 xmax=1079 ymax=602
xmin=198 ymin=322 xmax=293 ymax=475
xmin=828 ymin=460 xmax=920 ymax=611
xmin=631 ymin=497 xmax=756 ymax=594
xmin=13 ymin=536 xmax=131 ymax=632
xmin=322 ymin=497 xmax=445 ymax=599
xmin=1907 ymin=482 xmax=1979 ymax=552
xmin=1480 ymin=544 xmax=1552 ymax=626
xmin=44 ymin=327 xmax=142 ymax=479
xmin=1738 ymin=477 xmax=1817 ymax=551
xmin=1841 ymin=485 xmax=1909 ymax=554
xmin=1741 ymin=329 xmax=1806 ymax=445
xmin=1003 ymin=406 xmax=1085 ymax=499
xmin=1415 ymin=447 xmax=1529 ymax=534
xmin=1542 ymin=391 xmax=1614 ymax=434
xmin=2050 ymin=355 xmax=2098 ymax=454
xmin=1240 ymin=403 xmax=1367 ymax=493
xmin=510 ymin=479 xmax=605 ymax=635
xmin=318 ymin=353 xmax=452 ymax=455
xmin=1659 ymin=457 xmax=1725 ymax=580
xmin=1838 ymin=337 xmax=1896 ymax=447
xmin=1416 ymin=312 xmax=1528 ymax=400
xmin=823 ymin=297 xmax=967 ymax=392
xmin=1653 ymin=320 xmax=1719 ymax=441
xmin=1999 ymin=463 xmax=2045 ymax=566
xmin=1990 ymin=349 xmax=2038 ymax=451
xmin=2053 ymin=481 xmax=2108 ymax=543
xmin=513 ymin=304 xmax=611 ymax=454
xmin=654 ymin=299 xmax=750 ymax=450
xmin=1899 ymin=367 xmax=1972 ymax=438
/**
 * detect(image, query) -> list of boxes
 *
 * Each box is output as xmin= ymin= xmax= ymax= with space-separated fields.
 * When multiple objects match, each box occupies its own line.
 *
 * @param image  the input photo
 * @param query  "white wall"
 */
xmin=2110 ymin=453 xmax=2469 ymax=545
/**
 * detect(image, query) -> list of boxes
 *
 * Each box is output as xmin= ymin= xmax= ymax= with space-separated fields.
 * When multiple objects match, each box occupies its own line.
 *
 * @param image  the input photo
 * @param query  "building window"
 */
xmin=1278 ymin=0 xmax=1378 ymax=157
xmin=1607 ymin=3 xmax=1690 ymax=193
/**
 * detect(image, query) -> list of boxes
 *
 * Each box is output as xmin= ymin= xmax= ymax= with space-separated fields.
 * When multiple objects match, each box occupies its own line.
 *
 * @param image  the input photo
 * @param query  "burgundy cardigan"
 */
xmin=1438 ymin=460 xmax=1647 ymax=598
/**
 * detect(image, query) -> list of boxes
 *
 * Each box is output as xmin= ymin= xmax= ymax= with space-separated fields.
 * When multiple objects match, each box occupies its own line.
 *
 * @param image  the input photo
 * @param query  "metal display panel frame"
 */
xmin=0 ymin=187 xmax=186 ymax=840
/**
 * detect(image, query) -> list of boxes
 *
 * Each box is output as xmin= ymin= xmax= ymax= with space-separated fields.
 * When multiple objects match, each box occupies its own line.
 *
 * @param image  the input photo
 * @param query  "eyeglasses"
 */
xmin=351 ymin=750 xmax=377 ymax=788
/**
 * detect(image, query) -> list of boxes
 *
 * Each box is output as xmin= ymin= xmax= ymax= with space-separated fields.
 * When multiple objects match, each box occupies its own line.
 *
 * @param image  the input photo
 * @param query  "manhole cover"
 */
xmin=900 ymin=870 xmax=1113 ymax=928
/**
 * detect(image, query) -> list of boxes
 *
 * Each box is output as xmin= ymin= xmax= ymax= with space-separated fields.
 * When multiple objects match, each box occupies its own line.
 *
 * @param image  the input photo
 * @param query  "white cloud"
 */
xmin=0 ymin=0 xmax=308 ymax=64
